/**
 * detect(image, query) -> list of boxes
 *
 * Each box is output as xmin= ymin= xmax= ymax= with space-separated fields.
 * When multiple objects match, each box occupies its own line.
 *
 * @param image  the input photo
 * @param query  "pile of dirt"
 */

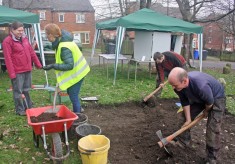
xmin=81 ymin=98 xmax=235 ymax=164
xmin=30 ymin=113 xmax=63 ymax=123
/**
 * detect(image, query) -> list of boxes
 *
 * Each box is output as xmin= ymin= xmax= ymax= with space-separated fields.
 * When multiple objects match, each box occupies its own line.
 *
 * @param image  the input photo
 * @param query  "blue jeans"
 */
xmin=67 ymin=78 xmax=84 ymax=113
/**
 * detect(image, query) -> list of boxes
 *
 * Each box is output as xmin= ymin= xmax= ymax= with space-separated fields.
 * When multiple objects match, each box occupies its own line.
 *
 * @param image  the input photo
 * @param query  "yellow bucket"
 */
xmin=78 ymin=135 xmax=110 ymax=164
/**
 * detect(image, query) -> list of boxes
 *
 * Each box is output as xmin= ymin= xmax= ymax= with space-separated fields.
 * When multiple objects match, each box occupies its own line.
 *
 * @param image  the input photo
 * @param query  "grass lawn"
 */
xmin=0 ymin=54 xmax=234 ymax=163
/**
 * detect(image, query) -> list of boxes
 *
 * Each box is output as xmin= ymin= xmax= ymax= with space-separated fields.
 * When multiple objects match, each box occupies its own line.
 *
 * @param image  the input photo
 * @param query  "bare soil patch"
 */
xmin=82 ymin=98 xmax=235 ymax=164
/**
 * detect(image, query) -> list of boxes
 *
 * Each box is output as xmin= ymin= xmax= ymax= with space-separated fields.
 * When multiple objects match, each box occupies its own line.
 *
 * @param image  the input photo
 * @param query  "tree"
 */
xmin=214 ymin=0 xmax=235 ymax=52
xmin=174 ymin=0 xmax=235 ymax=66
xmin=139 ymin=0 xmax=152 ymax=9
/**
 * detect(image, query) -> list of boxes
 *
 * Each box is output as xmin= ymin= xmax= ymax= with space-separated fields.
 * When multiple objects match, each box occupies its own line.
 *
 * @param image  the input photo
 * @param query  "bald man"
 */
xmin=168 ymin=67 xmax=225 ymax=163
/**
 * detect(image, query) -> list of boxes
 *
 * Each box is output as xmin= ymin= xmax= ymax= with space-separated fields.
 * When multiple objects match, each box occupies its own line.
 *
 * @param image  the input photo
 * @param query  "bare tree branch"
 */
xmin=193 ymin=8 xmax=235 ymax=23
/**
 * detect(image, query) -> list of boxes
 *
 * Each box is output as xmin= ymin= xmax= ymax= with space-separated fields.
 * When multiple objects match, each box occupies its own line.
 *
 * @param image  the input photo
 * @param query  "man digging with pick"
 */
xmin=168 ymin=67 xmax=226 ymax=164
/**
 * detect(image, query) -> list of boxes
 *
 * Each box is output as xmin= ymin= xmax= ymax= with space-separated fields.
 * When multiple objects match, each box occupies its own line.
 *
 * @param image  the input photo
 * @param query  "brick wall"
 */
xmin=203 ymin=22 xmax=234 ymax=51
xmin=31 ymin=9 xmax=95 ymax=48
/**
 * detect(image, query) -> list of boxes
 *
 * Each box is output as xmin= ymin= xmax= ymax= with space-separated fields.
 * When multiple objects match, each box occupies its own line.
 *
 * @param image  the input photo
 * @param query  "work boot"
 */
xmin=17 ymin=111 xmax=26 ymax=116
xmin=203 ymin=158 xmax=217 ymax=164
xmin=178 ymin=137 xmax=191 ymax=147
xmin=173 ymin=137 xmax=191 ymax=148
xmin=74 ymin=108 xmax=84 ymax=113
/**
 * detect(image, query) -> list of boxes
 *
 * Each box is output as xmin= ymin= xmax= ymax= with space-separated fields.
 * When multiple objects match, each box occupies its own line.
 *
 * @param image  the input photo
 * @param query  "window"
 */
xmin=58 ymin=13 xmax=64 ymax=22
xmin=209 ymin=26 xmax=212 ymax=33
xmin=208 ymin=37 xmax=212 ymax=43
xmin=74 ymin=32 xmax=90 ymax=44
xmin=73 ymin=33 xmax=81 ymax=41
xmin=39 ymin=11 xmax=46 ymax=20
xmin=76 ymin=13 xmax=85 ymax=23
xmin=80 ymin=32 xmax=90 ymax=44
xmin=225 ymin=37 xmax=231 ymax=44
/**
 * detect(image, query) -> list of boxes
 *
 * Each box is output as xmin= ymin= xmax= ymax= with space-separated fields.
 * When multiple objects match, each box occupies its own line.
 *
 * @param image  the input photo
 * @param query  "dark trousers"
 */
xmin=11 ymin=71 xmax=33 ymax=114
xmin=178 ymin=97 xmax=225 ymax=160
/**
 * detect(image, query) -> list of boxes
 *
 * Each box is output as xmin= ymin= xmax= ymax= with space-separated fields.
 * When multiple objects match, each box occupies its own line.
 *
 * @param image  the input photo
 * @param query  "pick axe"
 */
xmin=141 ymin=80 xmax=168 ymax=108
xmin=156 ymin=113 xmax=205 ymax=152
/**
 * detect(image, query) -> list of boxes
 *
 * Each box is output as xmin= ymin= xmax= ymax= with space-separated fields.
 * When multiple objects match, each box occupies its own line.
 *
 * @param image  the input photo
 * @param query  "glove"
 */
xmin=43 ymin=64 xmax=54 ymax=70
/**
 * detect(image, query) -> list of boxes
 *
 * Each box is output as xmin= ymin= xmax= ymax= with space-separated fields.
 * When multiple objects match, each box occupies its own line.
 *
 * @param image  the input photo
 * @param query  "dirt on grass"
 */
xmin=81 ymin=97 xmax=235 ymax=164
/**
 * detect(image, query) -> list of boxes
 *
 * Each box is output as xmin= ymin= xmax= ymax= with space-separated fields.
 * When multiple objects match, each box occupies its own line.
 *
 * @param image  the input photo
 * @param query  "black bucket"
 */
xmin=68 ymin=113 xmax=88 ymax=140
xmin=75 ymin=124 xmax=101 ymax=138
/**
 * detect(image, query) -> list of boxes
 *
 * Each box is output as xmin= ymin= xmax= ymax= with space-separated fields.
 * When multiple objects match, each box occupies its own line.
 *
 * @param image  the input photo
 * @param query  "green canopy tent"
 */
xmin=91 ymin=8 xmax=203 ymax=85
xmin=0 ymin=5 xmax=48 ymax=84
xmin=0 ymin=5 xmax=38 ymax=25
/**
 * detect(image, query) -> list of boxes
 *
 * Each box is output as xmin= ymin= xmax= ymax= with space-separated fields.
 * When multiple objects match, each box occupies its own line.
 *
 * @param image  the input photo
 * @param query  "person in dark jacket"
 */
xmin=43 ymin=23 xmax=90 ymax=113
xmin=168 ymin=67 xmax=226 ymax=164
xmin=153 ymin=51 xmax=187 ymax=96
xmin=2 ymin=21 xmax=42 ymax=116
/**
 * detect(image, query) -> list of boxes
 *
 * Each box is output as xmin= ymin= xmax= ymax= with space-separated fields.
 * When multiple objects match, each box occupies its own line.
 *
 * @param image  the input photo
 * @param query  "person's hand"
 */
xmin=43 ymin=64 xmax=54 ymax=70
xmin=203 ymin=105 xmax=212 ymax=118
xmin=203 ymin=109 xmax=209 ymax=118
xmin=182 ymin=120 xmax=191 ymax=128
xmin=159 ymin=83 xmax=165 ymax=88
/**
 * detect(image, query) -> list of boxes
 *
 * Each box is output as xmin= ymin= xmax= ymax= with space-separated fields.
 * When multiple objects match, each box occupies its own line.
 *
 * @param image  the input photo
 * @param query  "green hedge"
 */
xmin=220 ymin=52 xmax=235 ymax=62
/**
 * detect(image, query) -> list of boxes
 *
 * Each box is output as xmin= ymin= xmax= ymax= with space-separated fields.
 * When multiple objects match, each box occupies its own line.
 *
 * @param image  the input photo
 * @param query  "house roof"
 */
xmin=2 ymin=0 xmax=95 ymax=12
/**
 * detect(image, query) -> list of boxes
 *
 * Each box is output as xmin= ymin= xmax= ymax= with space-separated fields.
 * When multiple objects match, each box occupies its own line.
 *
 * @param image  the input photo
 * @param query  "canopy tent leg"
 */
xmin=33 ymin=24 xmax=49 ymax=85
xmin=113 ymin=26 xmax=126 ymax=85
xmin=198 ymin=33 xmax=203 ymax=72
xmin=90 ymin=29 xmax=100 ymax=65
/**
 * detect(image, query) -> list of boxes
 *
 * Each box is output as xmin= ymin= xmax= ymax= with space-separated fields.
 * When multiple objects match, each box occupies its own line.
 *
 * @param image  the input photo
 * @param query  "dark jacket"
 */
xmin=174 ymin=71 xmax=225 ymax=107
xmin=52 ymin=30 xmax=75 ymax=71
xmin=156 ymin=51 xmax=186 ymax=83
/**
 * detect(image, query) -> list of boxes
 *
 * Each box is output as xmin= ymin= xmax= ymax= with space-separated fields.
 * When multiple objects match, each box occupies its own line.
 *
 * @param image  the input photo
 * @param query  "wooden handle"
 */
xmin=143 ymin=80 xmax=168 ymax=102
xmin=158 ymin=113 xmax=205 ymax=147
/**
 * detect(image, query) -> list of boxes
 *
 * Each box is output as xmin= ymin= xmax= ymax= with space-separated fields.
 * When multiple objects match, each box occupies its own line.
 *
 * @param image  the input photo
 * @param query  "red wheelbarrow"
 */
xmin=26 ymin=105 xmax=78 ymax=163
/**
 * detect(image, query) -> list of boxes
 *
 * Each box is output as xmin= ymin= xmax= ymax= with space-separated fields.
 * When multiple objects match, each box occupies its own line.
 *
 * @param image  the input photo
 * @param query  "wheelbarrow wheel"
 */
xmin=51 ymin=133 xmax=63 ymax=164
xmin=33 ymin=131 xmax=39 ymax=148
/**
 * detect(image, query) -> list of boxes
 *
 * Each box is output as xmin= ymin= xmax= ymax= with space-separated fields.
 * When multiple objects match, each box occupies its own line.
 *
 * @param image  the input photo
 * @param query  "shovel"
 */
xmin=6 ymin=84 xmax=56 ymax=92
xmin=45 ymin=83 xmax=60 ymax=113
xmin=141 ymin=80 xmax=168 ymax=108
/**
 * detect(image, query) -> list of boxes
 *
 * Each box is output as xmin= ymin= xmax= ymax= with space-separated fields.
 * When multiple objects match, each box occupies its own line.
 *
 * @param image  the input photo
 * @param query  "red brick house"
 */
xmin=202 ymin=21 xmax=235 ymax=52
xmin=2 ymin=0 xmax=95 ymax=48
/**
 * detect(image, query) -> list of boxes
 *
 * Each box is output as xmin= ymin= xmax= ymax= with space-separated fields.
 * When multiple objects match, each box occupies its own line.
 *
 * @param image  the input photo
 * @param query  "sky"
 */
xmin=89 ymin=0 xmax=178 ymax=20
xmin=89 ymin=0 xmax=127 ymax=20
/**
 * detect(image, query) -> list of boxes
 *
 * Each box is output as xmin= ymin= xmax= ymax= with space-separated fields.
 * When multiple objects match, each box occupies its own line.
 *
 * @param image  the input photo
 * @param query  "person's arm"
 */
xmin=198 ymin=85 xmax=214 ymax=117
xmin=53 ymin=47 xmax=74 ymax=71
xmin=203 ymin=104 xmax=213 ymax=117
xmin=182 ymin=105 xmax=191 ymax=127
xmin=174 ymin=89 xmax=191 ymax=127
xmin=2 ymin=40 xmax=16 ymax=79
xmin=156 ymin=64 xmax=165 ymax=83
xmin=29 ymin=42 xmax=42 ymax=69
